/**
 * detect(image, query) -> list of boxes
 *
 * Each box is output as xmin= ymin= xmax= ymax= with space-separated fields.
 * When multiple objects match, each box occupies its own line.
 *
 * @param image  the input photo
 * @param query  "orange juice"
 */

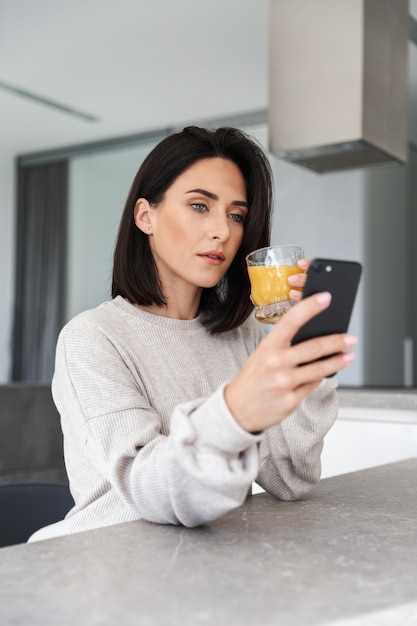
xmin=247 ymin=264 xmax=303 ymax=305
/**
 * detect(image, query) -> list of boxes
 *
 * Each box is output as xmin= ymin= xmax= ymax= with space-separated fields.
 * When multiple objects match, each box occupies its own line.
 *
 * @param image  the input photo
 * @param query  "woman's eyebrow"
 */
xmin=186 ymin=188 xmax=248 ymax=208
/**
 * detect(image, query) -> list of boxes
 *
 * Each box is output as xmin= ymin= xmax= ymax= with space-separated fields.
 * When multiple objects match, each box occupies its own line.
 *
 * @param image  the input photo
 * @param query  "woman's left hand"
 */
xmin=288 ymin=258 xmax=310 ymax=302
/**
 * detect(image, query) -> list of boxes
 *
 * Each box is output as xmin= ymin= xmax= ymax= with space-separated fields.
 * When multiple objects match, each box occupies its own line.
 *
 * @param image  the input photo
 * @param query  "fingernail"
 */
xmin=344 ymin=335 xmax=358 ymax=347
xmin=342 ymin=352 xmax=355 ymax=363
xmin=298 ymin=259 xmax=309 ymax=269
xmin=289 ymin=289 xmax=300 ymax=299
xmin=316 ymin=292 xmax=332 ymax=304
xmin=288 ymin=275 xmax=298 ymax=284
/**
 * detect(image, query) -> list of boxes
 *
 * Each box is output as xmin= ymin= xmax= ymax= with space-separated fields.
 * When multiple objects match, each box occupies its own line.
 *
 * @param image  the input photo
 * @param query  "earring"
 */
xmin=146 ymin=226 xmax=150 ymax=231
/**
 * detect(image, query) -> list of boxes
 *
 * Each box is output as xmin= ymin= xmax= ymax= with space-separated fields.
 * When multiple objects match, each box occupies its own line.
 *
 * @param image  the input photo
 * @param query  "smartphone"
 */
xmin=291 ymin=259 xmax=362 ymax=368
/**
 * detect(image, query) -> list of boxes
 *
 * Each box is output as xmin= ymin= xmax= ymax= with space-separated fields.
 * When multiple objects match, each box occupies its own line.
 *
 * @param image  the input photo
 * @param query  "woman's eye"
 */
xmin=229 ymin=213 xmax=246 ymax=224
xmin=191 ymin=203 xmax=207 ymax=212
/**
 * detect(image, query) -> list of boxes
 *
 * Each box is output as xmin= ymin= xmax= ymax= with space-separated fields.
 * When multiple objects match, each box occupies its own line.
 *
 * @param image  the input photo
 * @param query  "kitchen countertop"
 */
xmin=338 ymin=387 xmax=417 ymax=411
xmin=1 ymin=459 xmax=416 ymax=625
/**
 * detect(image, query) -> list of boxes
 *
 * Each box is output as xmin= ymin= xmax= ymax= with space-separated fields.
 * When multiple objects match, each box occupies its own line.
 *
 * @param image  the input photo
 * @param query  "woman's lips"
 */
xmin=198 ymin=250 xmax=226 ymax=265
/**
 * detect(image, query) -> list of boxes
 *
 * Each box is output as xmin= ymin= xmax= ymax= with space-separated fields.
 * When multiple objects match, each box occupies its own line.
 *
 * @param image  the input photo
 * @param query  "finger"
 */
xmin=270 ymin=292 xmax=332 ymax=345
xmin=288 ymin=273 xmax=306 ymax=289
xmin=288 ymin=259 xmax=308 ymax=297
xmin=289 ymin=288 xmax=302 ymax=302
xmin=290 ymin=333 xmax=358 ymax=369
xmin=295 ymin=348 xmax=356 ymax=383
xmin=297 ymin=258 xmax=310 ymax=272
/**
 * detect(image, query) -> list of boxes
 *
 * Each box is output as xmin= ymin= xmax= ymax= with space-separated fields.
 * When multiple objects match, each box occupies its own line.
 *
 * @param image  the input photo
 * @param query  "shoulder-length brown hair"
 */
xmin=112 ymin=126 xmax=273 ymax=333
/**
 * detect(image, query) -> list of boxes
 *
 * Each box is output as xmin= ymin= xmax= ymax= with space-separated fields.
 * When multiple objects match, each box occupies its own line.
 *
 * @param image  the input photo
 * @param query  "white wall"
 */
xmin=271 ymin=158 xmax=366 ymax=386
xmin=270 ymin=153 xmax=413 ymax=387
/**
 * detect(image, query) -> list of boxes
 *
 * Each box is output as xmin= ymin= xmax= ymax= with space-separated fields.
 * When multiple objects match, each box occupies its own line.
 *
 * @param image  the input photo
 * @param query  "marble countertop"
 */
xmin=1 ymin=459 xmax=416 ymax=626
xmin=338 ymin=386 xmax=417 ymax=411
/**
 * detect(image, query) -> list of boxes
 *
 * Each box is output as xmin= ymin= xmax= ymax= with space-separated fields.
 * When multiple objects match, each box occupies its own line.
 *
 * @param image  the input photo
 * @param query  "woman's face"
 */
xmin=135 ymin=157 xmax=248 ymax=300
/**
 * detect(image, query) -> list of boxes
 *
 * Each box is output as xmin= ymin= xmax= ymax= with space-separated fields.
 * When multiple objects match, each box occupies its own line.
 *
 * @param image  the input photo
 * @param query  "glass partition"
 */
xmin=67 ymin=139 xmax=160 ymax=321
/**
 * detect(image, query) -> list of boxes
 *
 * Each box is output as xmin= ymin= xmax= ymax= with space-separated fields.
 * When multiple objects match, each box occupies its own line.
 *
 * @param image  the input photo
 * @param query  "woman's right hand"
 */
xmin=224 ymin=292 xmax=357 ymax=433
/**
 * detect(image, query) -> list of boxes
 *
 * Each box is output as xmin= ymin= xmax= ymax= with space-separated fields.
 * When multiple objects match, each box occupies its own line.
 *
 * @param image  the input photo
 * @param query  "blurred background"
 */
xmin=1 ymin=0 xmax=417 ymax=388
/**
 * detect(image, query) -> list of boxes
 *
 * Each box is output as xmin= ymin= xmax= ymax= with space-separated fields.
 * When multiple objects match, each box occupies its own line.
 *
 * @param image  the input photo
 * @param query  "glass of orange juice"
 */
xmin=246 ymin=245 xmax=304 ymax=324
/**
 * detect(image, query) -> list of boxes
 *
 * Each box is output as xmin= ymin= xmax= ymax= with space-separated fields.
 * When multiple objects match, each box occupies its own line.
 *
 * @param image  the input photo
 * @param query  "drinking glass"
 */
xmin=246 ymin=245 xmax=304 ymax=324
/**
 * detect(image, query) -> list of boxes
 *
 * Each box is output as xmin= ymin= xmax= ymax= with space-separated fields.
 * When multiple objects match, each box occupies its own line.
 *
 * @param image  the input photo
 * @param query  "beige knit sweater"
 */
xmin=30 ymin=296 xmax=338 ymax=541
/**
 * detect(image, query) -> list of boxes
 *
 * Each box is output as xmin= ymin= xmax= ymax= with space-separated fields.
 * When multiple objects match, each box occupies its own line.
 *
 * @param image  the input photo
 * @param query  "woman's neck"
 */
xmin=135 ymin=286 xmax=202 ymax=320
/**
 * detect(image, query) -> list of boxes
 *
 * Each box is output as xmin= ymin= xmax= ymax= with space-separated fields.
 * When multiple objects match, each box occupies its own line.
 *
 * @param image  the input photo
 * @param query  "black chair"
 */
xmin=0 ymin=483 xmax=74 ymax=548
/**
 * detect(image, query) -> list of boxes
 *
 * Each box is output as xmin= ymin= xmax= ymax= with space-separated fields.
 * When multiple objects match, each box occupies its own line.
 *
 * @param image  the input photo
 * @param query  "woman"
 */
xmin=30 ymin=126 xmax=356 ymax=541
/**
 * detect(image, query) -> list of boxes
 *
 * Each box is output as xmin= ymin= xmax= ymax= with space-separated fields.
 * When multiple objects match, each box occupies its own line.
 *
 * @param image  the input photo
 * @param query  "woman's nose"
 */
xmin=207 ymin=214 xmax=230 ymax=241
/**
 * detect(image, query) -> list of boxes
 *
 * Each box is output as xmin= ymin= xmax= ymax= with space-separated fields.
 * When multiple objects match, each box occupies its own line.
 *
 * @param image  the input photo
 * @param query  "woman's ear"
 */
xmin=134 ymin=198 xmax=153 ymax=234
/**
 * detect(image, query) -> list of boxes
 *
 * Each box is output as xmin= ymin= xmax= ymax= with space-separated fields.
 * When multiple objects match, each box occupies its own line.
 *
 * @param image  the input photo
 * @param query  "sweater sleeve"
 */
xmin=255 ymin=376 xmax=339 ymax=500
xmin=125 ymin=387 xmax=261 ymax=526
xmin=54 ymin=319 xmax=261 ymax=528
xmin=236 ymin=315 xmax=340 ymax=502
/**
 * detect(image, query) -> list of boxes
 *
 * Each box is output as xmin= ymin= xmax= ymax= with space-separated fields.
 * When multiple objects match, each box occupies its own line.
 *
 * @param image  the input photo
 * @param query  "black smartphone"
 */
xmin=291 ymin=258 xmax=362 ymax=359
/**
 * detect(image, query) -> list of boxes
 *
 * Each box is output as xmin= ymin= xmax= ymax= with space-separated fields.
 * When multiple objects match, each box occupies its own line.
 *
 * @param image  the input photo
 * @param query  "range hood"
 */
xmin=268 ymin=0 xmax=409 ymax=173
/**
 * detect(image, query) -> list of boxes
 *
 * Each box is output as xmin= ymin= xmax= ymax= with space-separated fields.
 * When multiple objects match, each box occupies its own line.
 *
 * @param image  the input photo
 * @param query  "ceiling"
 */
xmin=2 ymin=1 xmax=417 ymax=162
xmin=0 ymin=0 xmax=268 ymax=158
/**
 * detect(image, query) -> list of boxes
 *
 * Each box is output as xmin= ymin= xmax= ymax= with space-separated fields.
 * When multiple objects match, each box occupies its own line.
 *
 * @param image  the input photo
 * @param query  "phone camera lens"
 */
xmin=311 ymin=261 xmax=322 ymax=273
